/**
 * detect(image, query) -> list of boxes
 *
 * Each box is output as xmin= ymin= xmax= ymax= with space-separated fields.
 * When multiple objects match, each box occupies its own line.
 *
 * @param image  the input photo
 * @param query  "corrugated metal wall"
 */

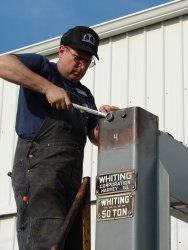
xmin=1 ymin=4 xmax=188 ymax=250
xmin=84 ymin=13 xmax=188 ymax=250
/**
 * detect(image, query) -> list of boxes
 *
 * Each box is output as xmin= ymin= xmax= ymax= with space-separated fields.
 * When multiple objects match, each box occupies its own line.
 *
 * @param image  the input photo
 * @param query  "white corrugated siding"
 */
xmin=1 ymin=1 xmax=188 ymax=249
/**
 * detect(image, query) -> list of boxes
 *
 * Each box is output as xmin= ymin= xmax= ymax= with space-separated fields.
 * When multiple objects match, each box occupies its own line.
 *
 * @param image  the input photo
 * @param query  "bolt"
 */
xmin=121 ymin=109 xmax=127 ymax=118
xmin=7 ymin=172 xmax=12 ymax=177
xmin=106 ymin=112 xmax=114 ymax=122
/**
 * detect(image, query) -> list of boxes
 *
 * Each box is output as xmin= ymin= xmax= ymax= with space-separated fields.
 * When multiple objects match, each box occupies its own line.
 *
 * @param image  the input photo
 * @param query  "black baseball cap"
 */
xmin=60 ymin=26 xmax=100 ymax=60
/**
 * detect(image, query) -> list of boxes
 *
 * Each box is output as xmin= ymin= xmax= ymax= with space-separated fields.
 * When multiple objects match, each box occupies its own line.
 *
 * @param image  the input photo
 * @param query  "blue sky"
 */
xmin=0 ymin=0 xmax=172 ymax=54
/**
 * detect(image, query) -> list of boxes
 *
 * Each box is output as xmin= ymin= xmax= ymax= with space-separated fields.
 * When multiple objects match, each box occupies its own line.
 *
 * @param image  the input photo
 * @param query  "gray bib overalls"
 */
xmin=12 ymin=107 xmax=87 ymax=249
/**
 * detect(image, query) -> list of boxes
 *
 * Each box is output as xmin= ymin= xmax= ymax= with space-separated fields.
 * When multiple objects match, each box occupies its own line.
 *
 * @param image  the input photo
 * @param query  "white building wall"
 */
xmin=0 ymin=1 xmax=188 ymax=249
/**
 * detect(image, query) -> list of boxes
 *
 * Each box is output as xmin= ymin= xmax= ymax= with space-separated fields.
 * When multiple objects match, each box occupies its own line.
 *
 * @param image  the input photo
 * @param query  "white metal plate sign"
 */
xmin=96 ymin=170 xmax=136 ymax=195
xmin=97 ymin=193 xmax=134 ymax=221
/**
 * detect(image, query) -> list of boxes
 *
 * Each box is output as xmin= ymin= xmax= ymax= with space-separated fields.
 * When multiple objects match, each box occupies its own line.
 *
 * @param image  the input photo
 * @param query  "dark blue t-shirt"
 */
xmin=15 ymin=53 xmax=98 ymax=139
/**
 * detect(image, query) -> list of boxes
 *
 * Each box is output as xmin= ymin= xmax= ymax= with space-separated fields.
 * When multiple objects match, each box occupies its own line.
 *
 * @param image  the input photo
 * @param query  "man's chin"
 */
xmin=69 ymin=76 xmax=81 ymax=84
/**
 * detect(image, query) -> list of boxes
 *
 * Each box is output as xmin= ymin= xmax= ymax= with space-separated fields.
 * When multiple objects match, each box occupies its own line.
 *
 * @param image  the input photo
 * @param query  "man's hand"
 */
xmin=99 ymin=105 xmax=120 ymax=113
xmin=88 ymin=105 xmax=120 ymax=146
xmin=44 ymin=84 xmax=72 ymax=110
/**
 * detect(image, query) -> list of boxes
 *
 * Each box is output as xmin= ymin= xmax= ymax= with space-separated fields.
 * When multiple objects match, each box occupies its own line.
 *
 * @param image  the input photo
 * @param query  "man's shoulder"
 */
xmin=14 ymin=53 xmax=54 ymax=74
xmin=14 ymin=53 xmax=45 ymax=61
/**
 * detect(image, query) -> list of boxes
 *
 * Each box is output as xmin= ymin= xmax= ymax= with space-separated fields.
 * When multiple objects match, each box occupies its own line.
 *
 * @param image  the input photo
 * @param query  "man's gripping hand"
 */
xmin=45 ymin=84 xmax=72 ymax=110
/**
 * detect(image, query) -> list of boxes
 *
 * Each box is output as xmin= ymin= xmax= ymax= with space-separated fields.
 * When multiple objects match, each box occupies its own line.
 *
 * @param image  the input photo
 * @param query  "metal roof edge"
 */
xmin=1 ymin=1 xmax=188 ymax=55
xmin=93 ymin=0 xmax=188 ymax=39
xmin=1 ymin=37 xmax=60 ymax=56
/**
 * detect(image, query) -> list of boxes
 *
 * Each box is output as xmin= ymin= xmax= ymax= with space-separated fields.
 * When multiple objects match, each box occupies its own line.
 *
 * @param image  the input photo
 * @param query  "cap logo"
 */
xmin=82 ymin=33 xmax=95 ymax=46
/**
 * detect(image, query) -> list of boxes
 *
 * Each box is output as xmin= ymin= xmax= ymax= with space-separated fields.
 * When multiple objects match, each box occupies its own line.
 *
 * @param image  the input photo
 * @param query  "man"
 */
xmin=0 ymin=26 xmax=118 ymax=249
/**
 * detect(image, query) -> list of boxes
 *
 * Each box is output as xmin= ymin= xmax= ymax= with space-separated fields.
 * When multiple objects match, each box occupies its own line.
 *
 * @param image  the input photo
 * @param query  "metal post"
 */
xmin=95 ymin=107 xmax=169 ymax=250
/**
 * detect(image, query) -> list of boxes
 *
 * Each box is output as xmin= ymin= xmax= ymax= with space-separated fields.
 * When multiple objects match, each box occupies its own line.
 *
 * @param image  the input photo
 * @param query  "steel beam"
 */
xmin=95 ymin=107 xmax=170 ymax=250
xmin=159 ymin=132 xmax=188 ymax=222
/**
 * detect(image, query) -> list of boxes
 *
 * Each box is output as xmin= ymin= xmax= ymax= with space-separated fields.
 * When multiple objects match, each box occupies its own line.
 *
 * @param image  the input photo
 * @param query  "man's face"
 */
xmin=57 ymin=45 xmax=94 ymax=84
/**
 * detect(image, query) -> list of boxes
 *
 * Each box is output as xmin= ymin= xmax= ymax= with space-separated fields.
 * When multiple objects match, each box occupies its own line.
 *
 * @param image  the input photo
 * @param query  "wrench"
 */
xmin=72 ymin=103 xmax=114 ymax=122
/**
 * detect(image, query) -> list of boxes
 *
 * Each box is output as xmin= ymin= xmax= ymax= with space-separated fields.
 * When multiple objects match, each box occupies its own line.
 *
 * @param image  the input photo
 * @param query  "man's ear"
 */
xmin=58 ymin=45 xmax=66 ymax=57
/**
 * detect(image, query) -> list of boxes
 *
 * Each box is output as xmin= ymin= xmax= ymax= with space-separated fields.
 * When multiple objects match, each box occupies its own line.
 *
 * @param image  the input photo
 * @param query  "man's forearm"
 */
xmin=0 ymin=54 xmax=71 ymax=109
xmin=0 ymin=54 xmax=51 ymax=94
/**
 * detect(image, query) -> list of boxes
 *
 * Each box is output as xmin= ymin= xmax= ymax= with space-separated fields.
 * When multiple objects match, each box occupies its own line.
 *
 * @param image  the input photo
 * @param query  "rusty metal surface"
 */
xmin=98 ymin=107 xmax=158 ymax=150
xmin=82 ymin=179 xmax=91 ymax=250
xmin=50 ymin=177 xmax=90 ymax=250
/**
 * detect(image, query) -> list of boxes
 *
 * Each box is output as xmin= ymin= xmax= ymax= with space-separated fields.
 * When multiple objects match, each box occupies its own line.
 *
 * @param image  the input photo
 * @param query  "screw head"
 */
xmin=121 ymin=109 xmax=127 ymax=118
xmin=106 ymin=112 xmax=114 ymax=122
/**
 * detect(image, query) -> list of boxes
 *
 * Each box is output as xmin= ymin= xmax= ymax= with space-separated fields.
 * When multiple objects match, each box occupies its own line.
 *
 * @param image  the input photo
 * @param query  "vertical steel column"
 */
xmin=95 ymin=107 xmax=163 ymax=250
